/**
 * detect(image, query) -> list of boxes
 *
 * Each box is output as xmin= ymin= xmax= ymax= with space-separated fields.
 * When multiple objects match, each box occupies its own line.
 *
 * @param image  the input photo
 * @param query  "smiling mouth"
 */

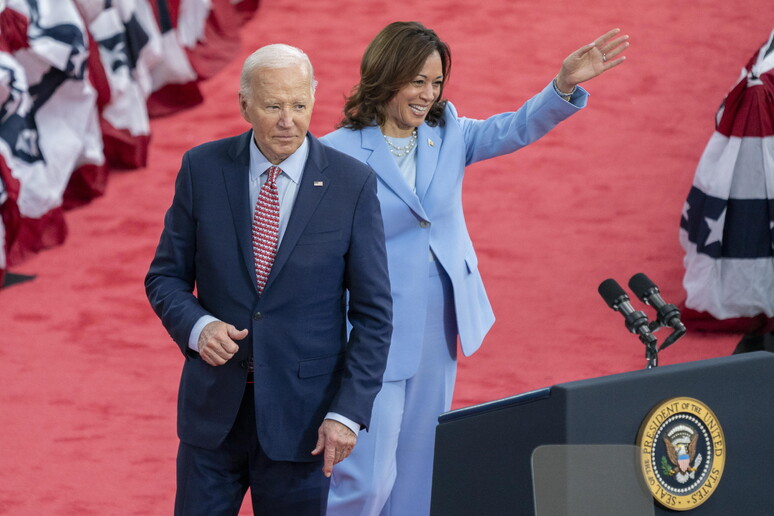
xmin=410 ymin=104 xmax=429 ymax=114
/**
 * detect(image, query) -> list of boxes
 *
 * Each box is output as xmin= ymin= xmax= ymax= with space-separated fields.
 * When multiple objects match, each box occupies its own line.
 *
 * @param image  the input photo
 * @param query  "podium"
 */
xmin=430 ymin=352 xmax=774 ymax=515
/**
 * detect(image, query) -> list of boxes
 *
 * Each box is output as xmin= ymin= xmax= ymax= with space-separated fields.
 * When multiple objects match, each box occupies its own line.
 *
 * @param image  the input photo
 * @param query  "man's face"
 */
xmin=239 ymin=64 xmax=315 ymax=165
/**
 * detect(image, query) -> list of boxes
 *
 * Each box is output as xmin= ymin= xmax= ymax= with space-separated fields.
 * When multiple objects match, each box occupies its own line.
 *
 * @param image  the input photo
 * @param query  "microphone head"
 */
xmin=598 ymin=279 xmax=628 ymax=309
xmin=628 ymin=273 xmax=658 ymax=303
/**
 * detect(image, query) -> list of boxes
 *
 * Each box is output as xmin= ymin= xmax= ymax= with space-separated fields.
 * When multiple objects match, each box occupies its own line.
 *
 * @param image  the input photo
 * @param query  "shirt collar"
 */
xmin=248 ymin=132 xmax=309 ymax=184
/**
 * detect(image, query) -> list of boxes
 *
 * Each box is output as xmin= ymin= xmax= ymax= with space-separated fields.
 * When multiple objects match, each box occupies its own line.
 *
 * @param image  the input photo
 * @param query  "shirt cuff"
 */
xmin=325 ymin=412 xmax=361 ymax=435
xmin=189 ymin=315 xmax=219 ymax=351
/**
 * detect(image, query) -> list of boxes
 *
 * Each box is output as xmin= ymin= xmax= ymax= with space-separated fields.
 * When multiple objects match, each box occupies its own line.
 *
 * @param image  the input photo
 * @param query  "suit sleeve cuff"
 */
xmin=188 ymin=315 xmax=220 ymax=351
xmin=325 ymin=412 xmax=361 ymax=435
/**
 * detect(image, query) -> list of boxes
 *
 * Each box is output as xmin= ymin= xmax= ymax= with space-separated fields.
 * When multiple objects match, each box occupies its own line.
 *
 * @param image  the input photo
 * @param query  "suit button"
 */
xmin=419 ymin=220 xmax=430 ymax=228
xmin=253 ymin=312 xmax=263 ymax=320
xmin=239 ymin=360 xmax=248 ymax=369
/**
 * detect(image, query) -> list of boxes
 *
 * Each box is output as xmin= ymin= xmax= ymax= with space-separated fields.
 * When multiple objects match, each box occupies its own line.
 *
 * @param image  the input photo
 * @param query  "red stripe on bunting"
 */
xmin=716 ymin=71 xmax=774 ymax=137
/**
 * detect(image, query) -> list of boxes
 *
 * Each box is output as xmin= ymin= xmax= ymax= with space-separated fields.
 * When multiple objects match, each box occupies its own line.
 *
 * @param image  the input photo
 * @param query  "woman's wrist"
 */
xmin=553 ymin=75 xmax=577 ymax=96
xmin=553 ymin=76 xmax=576 ymax=101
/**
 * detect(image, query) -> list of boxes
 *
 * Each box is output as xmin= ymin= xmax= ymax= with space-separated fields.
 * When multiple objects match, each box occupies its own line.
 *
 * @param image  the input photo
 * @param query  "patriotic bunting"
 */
xmin=0 ymin=0 xmax=261 ymax=287
xmin=680 ymin=29 xmax=774 ymax=321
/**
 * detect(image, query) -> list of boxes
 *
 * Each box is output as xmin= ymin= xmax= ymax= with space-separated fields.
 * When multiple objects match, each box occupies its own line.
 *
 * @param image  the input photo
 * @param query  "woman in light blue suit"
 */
xmin=322 ymin=22 xmax=629 ymax=516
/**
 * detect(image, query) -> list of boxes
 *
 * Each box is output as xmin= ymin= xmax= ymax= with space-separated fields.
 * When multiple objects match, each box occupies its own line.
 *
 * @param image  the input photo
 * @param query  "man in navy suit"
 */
xmin=145 ymin=44 xmax=392 ymax=516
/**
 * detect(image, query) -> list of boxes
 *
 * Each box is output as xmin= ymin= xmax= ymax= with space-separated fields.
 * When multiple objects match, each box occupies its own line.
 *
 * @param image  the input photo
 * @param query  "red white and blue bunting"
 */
xmin=680 ymin=29 xmax=774 ymax=319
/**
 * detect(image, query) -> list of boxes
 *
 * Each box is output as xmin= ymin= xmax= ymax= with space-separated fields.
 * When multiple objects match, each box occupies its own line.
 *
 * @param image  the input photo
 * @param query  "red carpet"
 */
xmin=1 ymin=0 xmax=772 ymax=513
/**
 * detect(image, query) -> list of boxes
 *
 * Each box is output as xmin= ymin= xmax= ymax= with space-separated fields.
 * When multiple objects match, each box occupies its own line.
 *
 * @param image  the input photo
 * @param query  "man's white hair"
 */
xmin=239 ymin=44 xmax=317 ymax=96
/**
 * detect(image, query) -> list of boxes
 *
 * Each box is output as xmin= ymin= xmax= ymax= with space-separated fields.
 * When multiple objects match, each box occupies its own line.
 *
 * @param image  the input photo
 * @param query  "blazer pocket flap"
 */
xmin=296 ymin=230 xmax=342 ymax=245
xmin=298 ymin=352 xmax=345 ymax=378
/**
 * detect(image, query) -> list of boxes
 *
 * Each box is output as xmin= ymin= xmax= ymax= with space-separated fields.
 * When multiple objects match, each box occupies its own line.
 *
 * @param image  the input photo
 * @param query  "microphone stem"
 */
xmin=639 ymin=331 xmax=659 ymax=369
xmin=659 ymin=323 xmax=687 ymax=351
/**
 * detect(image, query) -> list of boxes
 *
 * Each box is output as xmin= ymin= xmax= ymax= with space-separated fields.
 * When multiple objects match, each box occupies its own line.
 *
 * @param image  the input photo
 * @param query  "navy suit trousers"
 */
xmin=175 ymin=385 xmax=331 ymax=516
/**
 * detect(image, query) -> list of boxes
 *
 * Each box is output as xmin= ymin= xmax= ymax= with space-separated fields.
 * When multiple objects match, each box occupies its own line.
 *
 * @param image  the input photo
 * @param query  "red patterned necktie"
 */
xmin=252 ymin=166 xmax=281 ymax=293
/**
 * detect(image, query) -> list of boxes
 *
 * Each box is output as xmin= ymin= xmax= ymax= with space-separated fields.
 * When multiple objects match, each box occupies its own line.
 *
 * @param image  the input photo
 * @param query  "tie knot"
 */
xmin=266 ymin=166 xmax=281 ymax=185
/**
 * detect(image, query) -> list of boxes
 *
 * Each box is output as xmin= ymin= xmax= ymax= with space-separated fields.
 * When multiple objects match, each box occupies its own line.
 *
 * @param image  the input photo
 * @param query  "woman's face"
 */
xmin=382 ymin=51 xmax=443 ymax=137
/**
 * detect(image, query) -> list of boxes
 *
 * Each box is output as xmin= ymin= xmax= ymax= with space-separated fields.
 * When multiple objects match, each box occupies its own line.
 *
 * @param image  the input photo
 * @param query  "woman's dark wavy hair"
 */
xmin=338 ymin=21 xmax=452 ymax=130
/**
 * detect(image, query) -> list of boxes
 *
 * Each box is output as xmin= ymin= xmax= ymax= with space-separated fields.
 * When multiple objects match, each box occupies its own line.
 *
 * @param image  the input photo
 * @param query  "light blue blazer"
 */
xmin=322 ymin=82 xmax=587 ymax=381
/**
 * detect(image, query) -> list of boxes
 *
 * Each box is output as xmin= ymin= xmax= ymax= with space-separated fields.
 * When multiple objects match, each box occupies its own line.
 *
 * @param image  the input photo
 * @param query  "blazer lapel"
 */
xmin=361 ymin=126 xmax=427 ymax=220
xmin=262 ymin=135 xmax=328 ymax=293
xmin=222 ymin=131 xmax=258 ymax=291
xmin=415 ymin=124 xmax=442 ymax=202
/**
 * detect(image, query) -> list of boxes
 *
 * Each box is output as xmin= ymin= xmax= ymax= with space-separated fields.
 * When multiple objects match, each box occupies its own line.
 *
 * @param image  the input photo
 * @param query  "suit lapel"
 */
xmin=361 ymin=126 xmax=427 ymax=220
xmin=415 ymin=124 xmax=442 ymax=202
xmin=263 ymin=135 xmax=328 ymax=293
xmin=222 ymin=131 xmax=257 ymax=291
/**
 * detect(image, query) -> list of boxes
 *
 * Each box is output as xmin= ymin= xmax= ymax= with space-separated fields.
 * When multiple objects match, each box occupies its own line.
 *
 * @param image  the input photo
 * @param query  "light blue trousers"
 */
xmin=327 ymin=258 xmax=458 ymax=516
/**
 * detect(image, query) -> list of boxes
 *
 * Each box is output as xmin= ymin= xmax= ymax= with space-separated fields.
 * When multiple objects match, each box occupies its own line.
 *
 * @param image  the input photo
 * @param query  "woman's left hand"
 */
xmin=555 ymin=28 xmax=629 ymax=93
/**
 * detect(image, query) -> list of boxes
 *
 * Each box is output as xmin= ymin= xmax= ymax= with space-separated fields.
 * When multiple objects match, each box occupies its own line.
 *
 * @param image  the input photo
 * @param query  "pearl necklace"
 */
xmin=383 ymin=129 xmax=418 ymax=157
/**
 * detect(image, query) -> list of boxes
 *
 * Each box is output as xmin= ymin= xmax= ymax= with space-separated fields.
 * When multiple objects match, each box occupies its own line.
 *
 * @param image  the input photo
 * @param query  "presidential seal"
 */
xmin=636 ymin=397 xmax=725 ymax=510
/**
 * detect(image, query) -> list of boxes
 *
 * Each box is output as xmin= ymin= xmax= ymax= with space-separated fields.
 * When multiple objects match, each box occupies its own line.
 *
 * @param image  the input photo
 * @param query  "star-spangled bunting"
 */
xmin=680 ymin=28 xmax=774 ymax=319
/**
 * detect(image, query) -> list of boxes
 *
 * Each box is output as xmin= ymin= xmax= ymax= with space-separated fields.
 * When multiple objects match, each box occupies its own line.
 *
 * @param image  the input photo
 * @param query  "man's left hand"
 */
xmin=311 ymin=419 xmax=357 ymax=478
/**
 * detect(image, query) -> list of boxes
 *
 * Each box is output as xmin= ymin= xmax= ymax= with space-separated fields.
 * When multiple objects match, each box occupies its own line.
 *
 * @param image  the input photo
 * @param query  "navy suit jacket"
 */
xmin=146 ymin=131 xmax=392 ymax=462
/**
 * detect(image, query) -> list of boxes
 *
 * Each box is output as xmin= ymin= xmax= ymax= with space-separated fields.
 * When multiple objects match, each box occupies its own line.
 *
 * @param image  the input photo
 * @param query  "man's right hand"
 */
xmin=197 ymin=321 xmax=248 ymax=366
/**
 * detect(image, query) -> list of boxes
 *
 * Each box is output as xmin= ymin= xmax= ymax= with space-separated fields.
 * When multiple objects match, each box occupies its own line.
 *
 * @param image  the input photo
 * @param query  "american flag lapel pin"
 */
xmin=314 ymin=180 xmax=324 ymax=187
xmin=428 ymin=138 xmax=434 ymax=147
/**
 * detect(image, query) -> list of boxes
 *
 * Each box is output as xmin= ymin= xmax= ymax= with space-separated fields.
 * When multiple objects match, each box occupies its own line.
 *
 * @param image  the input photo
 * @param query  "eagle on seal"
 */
xmin=663 ymin=432 xmax=701 ymax=483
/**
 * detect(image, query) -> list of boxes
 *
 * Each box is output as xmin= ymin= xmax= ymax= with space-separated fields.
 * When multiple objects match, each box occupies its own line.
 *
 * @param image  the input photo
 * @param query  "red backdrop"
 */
xmin=1 ymin=0 xmax=771 ymax=513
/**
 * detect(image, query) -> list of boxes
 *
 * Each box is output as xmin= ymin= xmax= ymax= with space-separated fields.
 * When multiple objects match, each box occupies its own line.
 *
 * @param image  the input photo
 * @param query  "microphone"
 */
xmin=628 ymin=273 xmax=685 ymax=331
xmin=598 ymin=278 xmax=656 ymax=343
